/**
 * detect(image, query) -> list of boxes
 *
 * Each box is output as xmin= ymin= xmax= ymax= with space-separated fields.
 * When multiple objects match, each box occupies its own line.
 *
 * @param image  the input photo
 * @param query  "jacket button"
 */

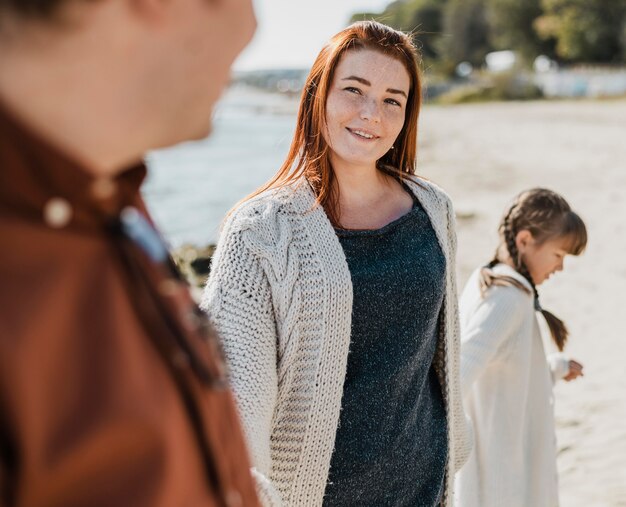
xmin=43 ymin=198 xmax=72 ymax=228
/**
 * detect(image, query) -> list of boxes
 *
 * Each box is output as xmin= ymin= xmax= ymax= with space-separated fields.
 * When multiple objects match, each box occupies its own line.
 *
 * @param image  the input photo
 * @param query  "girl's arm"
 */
xmin=547 ymin=352 xmax=570 ymax=382
xmin=201 ymin=210 xmax=283 ymax=507
xmin=547 ymin=353 xmax=584 ymax=383
xmin=460 ymin=285 xmax=527 ymax=393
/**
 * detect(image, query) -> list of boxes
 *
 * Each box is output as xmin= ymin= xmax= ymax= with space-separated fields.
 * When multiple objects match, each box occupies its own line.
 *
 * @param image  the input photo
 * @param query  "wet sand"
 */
xmin=418 ymin=99 xmax=626 ymax=507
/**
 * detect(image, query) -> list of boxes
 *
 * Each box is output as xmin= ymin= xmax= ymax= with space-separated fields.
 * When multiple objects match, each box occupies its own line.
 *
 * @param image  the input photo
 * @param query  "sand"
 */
xmin=416 ymin=99 xmax=626 ymax=506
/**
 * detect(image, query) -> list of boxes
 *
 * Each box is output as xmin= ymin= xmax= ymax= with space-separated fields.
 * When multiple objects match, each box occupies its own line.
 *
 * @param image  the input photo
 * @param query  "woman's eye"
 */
xmin=385 ymin=98 xmax=401 ymax=107
xmin=344 ymin=87 xmax=361 ymax=94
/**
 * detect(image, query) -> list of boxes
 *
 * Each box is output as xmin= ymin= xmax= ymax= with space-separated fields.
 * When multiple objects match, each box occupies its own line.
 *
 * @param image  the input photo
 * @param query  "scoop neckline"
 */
xmin=334 ymin=185 xmax=421 ymax=237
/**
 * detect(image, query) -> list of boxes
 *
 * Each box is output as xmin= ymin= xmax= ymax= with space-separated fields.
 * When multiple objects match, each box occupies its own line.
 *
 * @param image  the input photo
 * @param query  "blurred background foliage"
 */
xmin=350 ymin=0 xmax=626 ymax=75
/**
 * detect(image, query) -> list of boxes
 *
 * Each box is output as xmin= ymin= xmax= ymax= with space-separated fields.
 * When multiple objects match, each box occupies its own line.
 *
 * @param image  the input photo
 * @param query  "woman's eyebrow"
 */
xmin=341 ymin=76 xmax=407 ymax=98
xmin=342 ymin=75 xmax=371 ymax=86
xmin=387 ymin=88 xmax=407 ymax=98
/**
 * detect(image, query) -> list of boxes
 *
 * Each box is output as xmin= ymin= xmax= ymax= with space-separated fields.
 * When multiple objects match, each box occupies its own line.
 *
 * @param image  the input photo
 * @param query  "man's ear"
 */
xmin=515 ymin=229 xmax=534 ymax=253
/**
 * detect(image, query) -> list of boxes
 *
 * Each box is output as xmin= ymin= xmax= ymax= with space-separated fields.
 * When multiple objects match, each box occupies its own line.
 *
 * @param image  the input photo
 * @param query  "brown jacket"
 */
xmin=0 ymin=103 xmax=259 ymax=507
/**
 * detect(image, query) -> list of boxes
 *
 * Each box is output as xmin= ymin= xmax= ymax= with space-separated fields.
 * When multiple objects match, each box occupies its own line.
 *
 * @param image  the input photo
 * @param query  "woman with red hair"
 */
xmin=203 ymin=21 xmax=471 ymax=506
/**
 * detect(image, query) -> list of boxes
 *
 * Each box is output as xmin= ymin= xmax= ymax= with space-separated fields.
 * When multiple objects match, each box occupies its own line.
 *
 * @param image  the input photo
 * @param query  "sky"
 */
xmin=234 ymin=0 xmax=392 ymax=71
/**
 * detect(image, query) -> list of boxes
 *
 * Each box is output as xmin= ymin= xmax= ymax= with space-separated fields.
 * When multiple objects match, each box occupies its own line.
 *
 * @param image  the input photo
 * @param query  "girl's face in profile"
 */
xmin=324 ymin=48 xmax=410 ymax=173
xmin=521 ymin=234 xmax=572 ymax=285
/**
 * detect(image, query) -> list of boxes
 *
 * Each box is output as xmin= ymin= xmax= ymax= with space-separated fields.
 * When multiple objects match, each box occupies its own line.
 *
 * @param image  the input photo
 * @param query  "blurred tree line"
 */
xmin=350 ymin=0 xmax=626 ymax=74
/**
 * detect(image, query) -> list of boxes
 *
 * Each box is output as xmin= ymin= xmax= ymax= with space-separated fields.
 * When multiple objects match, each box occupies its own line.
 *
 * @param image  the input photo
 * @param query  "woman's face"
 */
xmin=323 ymin=48 xmax=410 ymax=172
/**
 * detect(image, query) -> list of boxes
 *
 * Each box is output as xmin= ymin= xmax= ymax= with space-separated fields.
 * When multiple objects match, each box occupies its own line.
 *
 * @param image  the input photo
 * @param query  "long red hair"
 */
xmin=244 ymin=21 xmax=423 ymax=226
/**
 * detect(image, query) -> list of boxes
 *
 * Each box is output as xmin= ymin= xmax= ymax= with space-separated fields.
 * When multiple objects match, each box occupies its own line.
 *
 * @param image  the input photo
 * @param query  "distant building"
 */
xmin=535 ymin=67 xmax=626 ymax=98
xmin=485 ymin=51 xmax=517 ymax=73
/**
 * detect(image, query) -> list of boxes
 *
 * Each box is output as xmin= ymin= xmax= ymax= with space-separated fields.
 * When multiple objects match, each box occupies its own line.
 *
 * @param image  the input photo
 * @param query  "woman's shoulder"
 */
xmin=229 ymin=186 xmax=289 ymax=217
xmin=225 ymin=183 xmax=309 ymax=229
xmin=217 ymin=182 xmax=317 ymax=262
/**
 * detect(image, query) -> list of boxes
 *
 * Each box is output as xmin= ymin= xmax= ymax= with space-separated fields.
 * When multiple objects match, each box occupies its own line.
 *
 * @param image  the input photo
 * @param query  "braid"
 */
xmin=479 ymin=205 xmax=530 ymax=296
xmin=479 ymin=255 xmax=499 ymax=295
xmin=502 ymin=208 xmax=520 ymax=270
xmin=485 ymin=257 xmax=498 ymax=269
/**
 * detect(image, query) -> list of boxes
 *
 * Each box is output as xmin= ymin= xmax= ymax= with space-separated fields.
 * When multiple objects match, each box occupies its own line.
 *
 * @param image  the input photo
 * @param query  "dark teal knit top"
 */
xmin=323 ymin=190 xmax=448 ymax=507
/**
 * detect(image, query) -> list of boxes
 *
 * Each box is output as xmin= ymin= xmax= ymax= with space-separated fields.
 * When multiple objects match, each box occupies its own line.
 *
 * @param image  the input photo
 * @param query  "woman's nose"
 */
xmin=360 ymin=99 xmax=381 ymax=123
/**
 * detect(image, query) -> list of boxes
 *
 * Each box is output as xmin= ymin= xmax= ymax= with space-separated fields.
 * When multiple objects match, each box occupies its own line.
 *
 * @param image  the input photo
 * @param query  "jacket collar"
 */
xmin=0 ymin=99 xmax=147 ymax=232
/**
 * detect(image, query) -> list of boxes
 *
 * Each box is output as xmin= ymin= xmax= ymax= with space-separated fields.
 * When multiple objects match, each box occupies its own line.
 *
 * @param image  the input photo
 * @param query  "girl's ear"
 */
xmin=515 ymin=229 xmax=534 ymax=254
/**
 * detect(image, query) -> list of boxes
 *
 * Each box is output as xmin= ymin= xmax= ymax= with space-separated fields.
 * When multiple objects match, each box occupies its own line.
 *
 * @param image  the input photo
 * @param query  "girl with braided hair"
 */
xmin=455 ymin=188 xmax=587 ymax=507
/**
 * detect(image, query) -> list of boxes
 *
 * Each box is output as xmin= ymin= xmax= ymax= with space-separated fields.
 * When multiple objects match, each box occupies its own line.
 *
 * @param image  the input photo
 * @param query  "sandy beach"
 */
xmin=417 ymin=99 xmax=626 ymax=507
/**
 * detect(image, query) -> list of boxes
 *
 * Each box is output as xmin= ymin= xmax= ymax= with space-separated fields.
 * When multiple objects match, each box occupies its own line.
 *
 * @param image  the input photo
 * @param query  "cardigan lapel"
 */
xmin=282 ymin=181 xmax=354 ymax=505
xmin=404 ymin=179 xmax=450 ymax=261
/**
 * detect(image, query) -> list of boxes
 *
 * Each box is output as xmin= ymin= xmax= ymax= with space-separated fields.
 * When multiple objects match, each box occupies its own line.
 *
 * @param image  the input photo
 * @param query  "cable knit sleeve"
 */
xmin=460 ymin=285 xmax=528 ymax=393
xmin=201 ymin=203 xmax=283 ymax=507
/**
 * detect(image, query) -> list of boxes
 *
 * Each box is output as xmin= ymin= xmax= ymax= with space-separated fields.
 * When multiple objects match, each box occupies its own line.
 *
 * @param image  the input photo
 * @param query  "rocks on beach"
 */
xmin=171 ymin=244 xmax=215 ymax=298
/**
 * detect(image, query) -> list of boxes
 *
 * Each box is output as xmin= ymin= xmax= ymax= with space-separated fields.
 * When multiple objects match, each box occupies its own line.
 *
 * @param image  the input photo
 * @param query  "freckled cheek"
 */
xmin=326 ymin=95 xmax=360 ymax=128
xmin=383 ymin=108 xmax=406 ymax=136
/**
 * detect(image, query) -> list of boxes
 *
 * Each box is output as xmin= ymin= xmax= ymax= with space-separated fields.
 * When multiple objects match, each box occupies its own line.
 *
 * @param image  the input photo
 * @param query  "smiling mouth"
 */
xmin=346 ymin=127 xmax=379 ymax=140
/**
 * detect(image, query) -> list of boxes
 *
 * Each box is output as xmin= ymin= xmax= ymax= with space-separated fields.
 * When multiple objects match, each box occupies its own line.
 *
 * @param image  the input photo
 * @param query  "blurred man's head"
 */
xmin=0 ymin=0 xmax=256 ymax=171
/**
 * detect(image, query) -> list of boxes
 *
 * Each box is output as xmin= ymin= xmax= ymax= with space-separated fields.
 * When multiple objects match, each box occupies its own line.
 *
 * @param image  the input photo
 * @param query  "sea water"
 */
xmin=143 ymin=87 xmax=297 ymax=247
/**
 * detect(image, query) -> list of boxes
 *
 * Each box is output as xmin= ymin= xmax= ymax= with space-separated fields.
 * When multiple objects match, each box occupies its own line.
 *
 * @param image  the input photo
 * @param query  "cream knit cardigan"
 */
xmin=202 ymin=178 xmax=472 ymax=507
xmin=455 ymin=264 xmax=571 ymax=507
